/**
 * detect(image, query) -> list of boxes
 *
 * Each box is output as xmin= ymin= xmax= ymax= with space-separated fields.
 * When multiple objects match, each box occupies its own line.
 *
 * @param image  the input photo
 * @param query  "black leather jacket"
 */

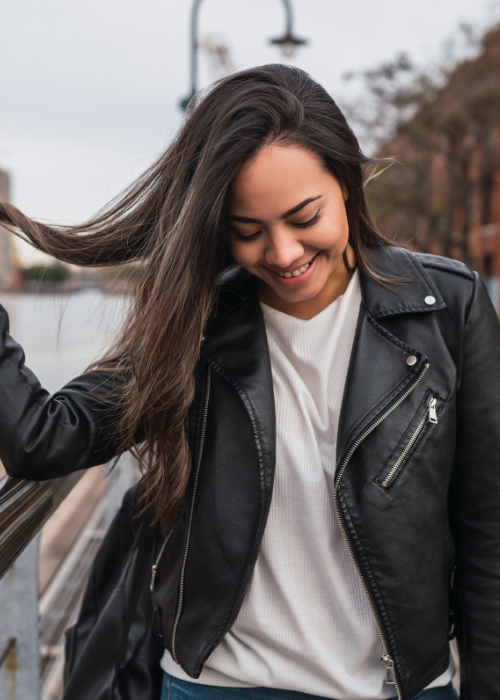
xmin=2 ymin=246 xmax=500 ymax=700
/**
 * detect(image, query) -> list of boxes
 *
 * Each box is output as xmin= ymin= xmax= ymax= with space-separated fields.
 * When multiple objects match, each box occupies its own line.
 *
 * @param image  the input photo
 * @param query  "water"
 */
xmin=0 ymin=291 xmax=128 ymax=394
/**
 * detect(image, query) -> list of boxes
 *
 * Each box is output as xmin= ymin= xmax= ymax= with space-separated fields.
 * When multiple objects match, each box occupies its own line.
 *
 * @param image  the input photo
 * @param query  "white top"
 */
xmin=162 ymin=270 xmax=454 ymax=697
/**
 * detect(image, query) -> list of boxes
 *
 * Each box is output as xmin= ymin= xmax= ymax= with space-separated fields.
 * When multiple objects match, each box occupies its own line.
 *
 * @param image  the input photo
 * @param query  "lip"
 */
xmin=264 ymin=253 xmax=320 ymax=288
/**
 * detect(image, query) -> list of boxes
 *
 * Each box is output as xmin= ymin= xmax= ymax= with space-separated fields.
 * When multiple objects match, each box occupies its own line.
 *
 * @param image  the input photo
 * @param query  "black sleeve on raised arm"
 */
xmin=0 ymin=303 xmax=123 ymax=480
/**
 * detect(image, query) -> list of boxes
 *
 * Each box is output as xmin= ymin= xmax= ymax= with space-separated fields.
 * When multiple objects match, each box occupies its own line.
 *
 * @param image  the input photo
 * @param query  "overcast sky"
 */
xmin=1 ymin=0 xmax=499 ymax=263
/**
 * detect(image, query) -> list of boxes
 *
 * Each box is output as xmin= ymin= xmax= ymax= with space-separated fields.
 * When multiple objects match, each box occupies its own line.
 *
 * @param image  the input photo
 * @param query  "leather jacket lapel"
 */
xmin=336 ymin=246 xmax=445 ymax=470
xmin=360 ymin=246 xmax=445 ymax=318
xmin=335 ymin=308 xmax=428 ymax=468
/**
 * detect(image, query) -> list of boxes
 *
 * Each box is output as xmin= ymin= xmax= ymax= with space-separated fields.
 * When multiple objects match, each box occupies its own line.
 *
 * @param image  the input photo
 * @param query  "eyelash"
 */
xmin=294 ymin=209 xmax=321 ymax=229
xmin=234 ymin=209 xmax=322 ymax=242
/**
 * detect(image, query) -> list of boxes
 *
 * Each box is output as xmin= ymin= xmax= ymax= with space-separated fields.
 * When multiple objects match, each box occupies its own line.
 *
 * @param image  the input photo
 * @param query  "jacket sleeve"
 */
xmin=0 ymin=303 xmax=123 ymax=480
xmin=450 ymin=272 xmax=500 ymax=700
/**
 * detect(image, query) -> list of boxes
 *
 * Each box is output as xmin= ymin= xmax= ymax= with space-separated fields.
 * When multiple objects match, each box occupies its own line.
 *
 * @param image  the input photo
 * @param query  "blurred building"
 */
xmin=0 ymin=168 xmax=12 ymax=287
xmin=368 ymin=26 xmax=500 ymax=310
xmin=476 ymin=146 xmax=500 ymax=311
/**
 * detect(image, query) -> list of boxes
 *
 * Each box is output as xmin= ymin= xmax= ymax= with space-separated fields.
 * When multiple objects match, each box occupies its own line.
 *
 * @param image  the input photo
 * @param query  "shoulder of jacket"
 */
xmin=413 ymin=252 xmax=475 ymax=281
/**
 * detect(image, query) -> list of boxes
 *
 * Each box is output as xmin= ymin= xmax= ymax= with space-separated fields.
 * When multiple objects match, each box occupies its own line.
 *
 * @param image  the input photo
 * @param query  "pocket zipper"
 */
xmin=381 ymin=396 xmax=438 ymax=488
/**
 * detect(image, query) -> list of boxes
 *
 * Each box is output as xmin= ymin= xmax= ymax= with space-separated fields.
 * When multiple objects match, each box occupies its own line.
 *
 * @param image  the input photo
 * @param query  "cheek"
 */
xmin=314 ymin=214 xmax=349 ymax=251
xmin=228 ymin=239 xmax=259 ymax=269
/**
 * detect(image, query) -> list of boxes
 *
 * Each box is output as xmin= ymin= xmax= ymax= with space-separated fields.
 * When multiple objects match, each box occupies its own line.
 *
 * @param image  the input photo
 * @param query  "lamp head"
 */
xmin=270 ymin=33 xmax=307 ymax=57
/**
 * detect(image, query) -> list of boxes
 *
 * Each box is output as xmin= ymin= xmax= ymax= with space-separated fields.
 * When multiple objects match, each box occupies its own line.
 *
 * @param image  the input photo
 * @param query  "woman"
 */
xmin=0 ymin=65 xmax=498 ymax=700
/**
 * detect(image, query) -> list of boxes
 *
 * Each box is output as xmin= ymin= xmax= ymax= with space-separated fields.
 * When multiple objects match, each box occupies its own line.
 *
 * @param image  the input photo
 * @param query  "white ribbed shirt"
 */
xmin=162 ymin=270 xmax=454 ymax=697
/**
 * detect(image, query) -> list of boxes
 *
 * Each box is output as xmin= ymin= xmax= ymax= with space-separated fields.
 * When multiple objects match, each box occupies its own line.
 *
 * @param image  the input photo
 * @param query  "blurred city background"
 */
xmin=1 ymin=0 xmax=500 ymax=697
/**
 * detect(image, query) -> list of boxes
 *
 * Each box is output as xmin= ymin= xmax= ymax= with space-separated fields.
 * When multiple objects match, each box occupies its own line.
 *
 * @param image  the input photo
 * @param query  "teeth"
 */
xmin=276 ymin=262 xmax=310 ymax=278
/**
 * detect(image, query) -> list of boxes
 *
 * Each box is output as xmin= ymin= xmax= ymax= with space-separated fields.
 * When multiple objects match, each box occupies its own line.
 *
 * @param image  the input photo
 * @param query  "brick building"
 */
xmin=369 ymin=26 xmax=500 ymax=310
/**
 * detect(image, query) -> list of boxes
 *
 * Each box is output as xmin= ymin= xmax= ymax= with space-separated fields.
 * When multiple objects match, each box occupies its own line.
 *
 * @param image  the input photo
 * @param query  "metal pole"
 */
xmin=182 ymin=0 xmax=303 ymax=109
xmin=0 ymin=536 xmax=41 ymax=700
xmin=190 ymin=0 xmax=204 ymax=100
xmin=281 ymin=0 xmax=293 ymax=36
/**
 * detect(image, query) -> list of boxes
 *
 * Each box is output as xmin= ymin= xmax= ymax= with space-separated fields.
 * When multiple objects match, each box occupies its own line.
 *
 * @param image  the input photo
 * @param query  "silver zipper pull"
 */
xmin=150 ymin=564 xmax=158 ymax=592
xmin=380 ymin=654 xmax=396 ymax=685
xmin=428 ymin=397 xmax=438 ymax=424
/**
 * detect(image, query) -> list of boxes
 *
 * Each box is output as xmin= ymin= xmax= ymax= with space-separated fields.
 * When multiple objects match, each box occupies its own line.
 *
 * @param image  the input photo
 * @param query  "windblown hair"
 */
xmin=0 ymin=64 xmax=389 ymax=532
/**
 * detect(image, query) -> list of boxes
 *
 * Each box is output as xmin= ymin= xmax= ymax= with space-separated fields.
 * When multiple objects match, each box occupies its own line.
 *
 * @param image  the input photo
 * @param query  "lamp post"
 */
xmin=269 ymin=0 xmax=307 ymax=57
xmin=180 ymin=0 xmax=308 ymax=111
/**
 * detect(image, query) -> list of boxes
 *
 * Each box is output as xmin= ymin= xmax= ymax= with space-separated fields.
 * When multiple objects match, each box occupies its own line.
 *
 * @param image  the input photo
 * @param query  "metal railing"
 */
xmin=0 ymin=455 xmax=138 ymax=700
xmin=0 ymin=471 xmax=84 ymax=580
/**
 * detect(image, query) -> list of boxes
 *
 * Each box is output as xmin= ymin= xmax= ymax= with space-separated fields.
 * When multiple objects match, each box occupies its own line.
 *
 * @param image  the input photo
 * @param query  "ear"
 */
xmin=342 ymin=186 xmax=349 ymax=202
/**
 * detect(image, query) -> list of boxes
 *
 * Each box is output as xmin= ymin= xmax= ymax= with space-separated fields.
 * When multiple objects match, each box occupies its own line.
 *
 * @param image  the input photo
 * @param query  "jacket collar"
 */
xmin=359 ymin=246 xmax=445 ymax=318
xmin=215 ymin=245 xmax=446 ymax=320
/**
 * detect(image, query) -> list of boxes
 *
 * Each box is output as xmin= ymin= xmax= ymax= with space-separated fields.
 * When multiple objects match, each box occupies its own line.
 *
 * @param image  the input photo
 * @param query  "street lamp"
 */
xmin=269 ymin=0 xmax=307 ymax=57
xmin=180 ymin=0 xmax=308 ymax=111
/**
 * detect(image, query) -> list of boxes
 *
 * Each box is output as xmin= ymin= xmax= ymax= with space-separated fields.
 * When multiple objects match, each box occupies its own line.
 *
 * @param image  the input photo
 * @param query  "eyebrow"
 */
xmin=226 ymin=195 xmax=323 ymax=224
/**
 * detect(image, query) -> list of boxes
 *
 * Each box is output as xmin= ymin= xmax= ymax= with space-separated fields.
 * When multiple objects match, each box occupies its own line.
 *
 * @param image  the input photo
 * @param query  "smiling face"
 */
xmin=226 ymin=144 xmax=354 ymax=320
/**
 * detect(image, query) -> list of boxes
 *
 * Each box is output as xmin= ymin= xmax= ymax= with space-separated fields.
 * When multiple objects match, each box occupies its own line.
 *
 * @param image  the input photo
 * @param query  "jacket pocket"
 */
xmin=375 ymin=390 xmax=443 ymax=491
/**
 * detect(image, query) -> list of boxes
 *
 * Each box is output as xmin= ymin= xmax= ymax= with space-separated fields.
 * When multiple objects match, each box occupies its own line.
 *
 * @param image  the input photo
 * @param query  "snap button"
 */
xmin=406 ymin=355 xmax=417 ymax=366
xmin=424 ymin=295 xmax=436 ymax=305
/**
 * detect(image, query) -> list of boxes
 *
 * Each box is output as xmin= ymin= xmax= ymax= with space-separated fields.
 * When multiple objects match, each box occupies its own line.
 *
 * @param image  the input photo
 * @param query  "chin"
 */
xmin=276 ymin=284 xmax=323 ymax=303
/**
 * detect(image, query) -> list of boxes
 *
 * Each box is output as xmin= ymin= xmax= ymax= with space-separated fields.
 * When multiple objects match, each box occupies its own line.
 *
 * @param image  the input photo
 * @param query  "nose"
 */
xmin=265 ymin=229 xmax=304 ymax=269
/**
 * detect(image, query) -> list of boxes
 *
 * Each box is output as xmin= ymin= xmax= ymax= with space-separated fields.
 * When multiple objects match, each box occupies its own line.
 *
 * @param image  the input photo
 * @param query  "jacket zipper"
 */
xmin=381 ymin=396 xmax=438 ymax=488
xmin=150 ymin=366 xmax=212 ymax=663
xmin=334 ymin=361 xmax=429 ymax=700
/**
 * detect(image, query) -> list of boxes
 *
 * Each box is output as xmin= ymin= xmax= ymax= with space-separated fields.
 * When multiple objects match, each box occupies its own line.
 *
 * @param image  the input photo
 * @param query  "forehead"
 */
xmin=227 ymin=145 xmax=329 ymax=217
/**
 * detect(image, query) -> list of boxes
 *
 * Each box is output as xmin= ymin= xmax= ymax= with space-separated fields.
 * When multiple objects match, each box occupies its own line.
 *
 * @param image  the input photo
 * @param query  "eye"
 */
xmin=234 ymin=230 xmax=261 ymax=242
xmin=292 ymin=209 xmax=321 ymax=229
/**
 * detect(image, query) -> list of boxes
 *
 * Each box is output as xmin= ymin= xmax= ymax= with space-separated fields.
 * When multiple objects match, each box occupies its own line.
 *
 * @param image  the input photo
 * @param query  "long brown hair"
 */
xmin=0 ymin=64 xmax=389 ymax=532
